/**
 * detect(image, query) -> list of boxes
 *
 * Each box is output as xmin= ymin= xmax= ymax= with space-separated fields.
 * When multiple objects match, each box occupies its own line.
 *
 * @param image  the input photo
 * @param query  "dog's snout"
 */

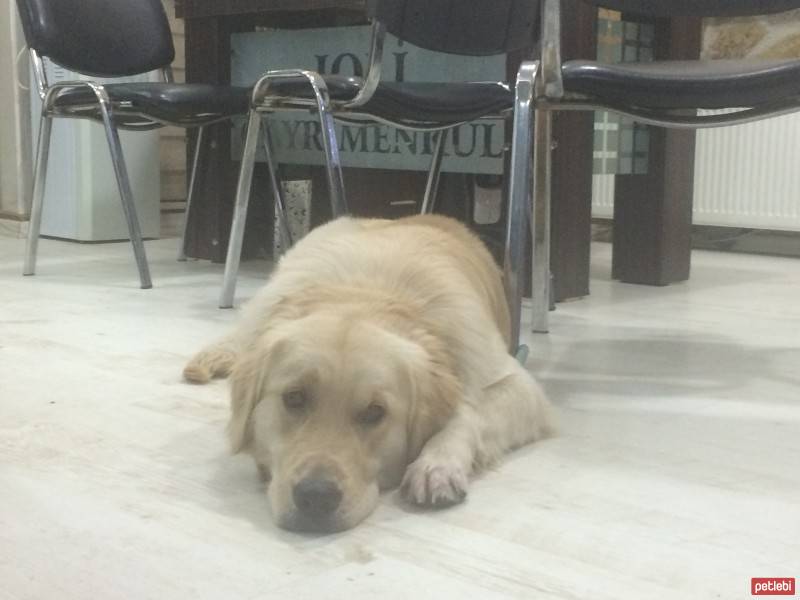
xmin=293 ymin=477 xmax=343 ymax=518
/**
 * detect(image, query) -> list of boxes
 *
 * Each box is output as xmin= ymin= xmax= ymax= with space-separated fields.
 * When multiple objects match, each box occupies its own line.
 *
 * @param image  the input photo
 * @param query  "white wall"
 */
xmin=0 ymin=0 xmax=32 ymax=220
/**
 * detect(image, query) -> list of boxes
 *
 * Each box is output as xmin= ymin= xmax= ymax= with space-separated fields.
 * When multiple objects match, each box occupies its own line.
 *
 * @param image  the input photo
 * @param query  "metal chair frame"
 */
xmin=219 ymin=21 xmax=533 ymax=361
xmin=528 ymin=0 xmax=800 ymax=331
xmin=23 ymin=48 xmax=228 ymax=288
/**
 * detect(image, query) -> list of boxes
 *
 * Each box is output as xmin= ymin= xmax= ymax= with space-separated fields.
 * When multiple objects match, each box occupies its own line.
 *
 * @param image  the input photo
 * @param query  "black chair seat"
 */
xmin=51 ymin=83 xmax=251 ymax=126
xmin=562 ymin=59 xmax=800 ymax=109
xmin=254 ymin=75 xmax=363 ymax=103
xmin=263 ymin=76 xmax=513 ymax=125
xmin=370 ymin=81 xmax=512 ymax=124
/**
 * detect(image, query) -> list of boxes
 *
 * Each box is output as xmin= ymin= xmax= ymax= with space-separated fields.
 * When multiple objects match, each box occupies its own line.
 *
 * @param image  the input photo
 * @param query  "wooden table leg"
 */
xmin=612 ymin=16 xmax=702 ymax=285
xmin=505 ymin=0 xmax=595 ymax=303
xmin=183 ymin=16 xmax=273 ymax=262
xmin=550 ymin=0 xmax=597 ymax=301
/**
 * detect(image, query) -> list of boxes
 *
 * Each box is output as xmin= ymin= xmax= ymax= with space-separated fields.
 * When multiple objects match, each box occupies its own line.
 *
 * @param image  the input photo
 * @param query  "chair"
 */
xmin=17 ymin=0 xmax=250 ymax=288
xmin=219 ymin=0 xmax=541 ymax=359
xmin=528 ymin=0 xmax=800 ymax=329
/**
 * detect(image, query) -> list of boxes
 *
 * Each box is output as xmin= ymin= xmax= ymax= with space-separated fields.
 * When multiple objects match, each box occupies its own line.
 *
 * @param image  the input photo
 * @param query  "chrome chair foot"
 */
xmin=505 ymin=61 xmax=538 ymax=354
xmin=97 ymin=88 xmax=152 ymax=289
xmin=219 ymin=111 xmax=262 ymax=309
xmin=23 ymin=111 xmax=53 ymax=277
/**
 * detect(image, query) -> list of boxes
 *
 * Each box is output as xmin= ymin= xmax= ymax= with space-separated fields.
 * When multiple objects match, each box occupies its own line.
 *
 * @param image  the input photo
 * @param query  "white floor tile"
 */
xmin=1 ymin=237 xmax=798 ymax=599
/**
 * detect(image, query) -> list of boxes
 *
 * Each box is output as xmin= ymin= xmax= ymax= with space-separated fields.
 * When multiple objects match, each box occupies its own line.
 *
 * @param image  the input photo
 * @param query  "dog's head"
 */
xmin=228 ymin=305 xmax=460 ymax=532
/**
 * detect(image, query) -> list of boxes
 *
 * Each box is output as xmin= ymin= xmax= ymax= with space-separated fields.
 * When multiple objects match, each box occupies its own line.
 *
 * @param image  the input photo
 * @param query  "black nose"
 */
xmin=292 ymin=477 xmax=343 ymax=518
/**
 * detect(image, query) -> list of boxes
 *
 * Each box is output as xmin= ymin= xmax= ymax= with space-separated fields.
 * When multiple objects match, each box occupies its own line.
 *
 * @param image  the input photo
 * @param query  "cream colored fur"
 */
xmin=185 ymin=215 xmax=554 ymax=531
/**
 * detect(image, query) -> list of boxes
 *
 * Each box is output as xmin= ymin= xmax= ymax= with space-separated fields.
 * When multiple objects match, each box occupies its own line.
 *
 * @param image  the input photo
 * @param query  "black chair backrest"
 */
xmin=581 ymin=0 xmax=800 ymax=17
xmin=369 ymin=0 xmax=540 ymax=56
xmin=16 ymin=0 xmax=175 ymax=77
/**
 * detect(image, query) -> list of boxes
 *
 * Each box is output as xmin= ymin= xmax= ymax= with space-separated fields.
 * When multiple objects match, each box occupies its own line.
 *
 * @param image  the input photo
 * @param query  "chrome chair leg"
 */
xmin=262 ymin=121 xmax=293 ymax=252
xmin=311 ymin=87 xmax=347 ymax=218
xmin=249 ymin=70 xmax=347 ymax=218
xmin=98 ymin=94 xmax=152 ymax=289
xmin=420 ymin=129 xmax=448 ymax=214
xmin=505 ymin=61 xmax=538 ymax=356
xmin=23 ymin=110 xmax=53 ymax=277
xmin=219 ymin=110 xmax=262 ymax=309
xmin=531 ymin=107 xmax=552 ymax=333
xmin=178 ymin=126 xmax=206 ymax=262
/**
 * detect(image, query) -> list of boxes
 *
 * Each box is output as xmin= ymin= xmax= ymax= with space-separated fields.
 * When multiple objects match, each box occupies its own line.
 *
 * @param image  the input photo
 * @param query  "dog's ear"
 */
xmin=406 ymin=332 xmax=463 ymax=461
xmin=228 ymin=299 xmax=302 ymax=454
xmin=228 ymin=341 xmax=271 ymax=454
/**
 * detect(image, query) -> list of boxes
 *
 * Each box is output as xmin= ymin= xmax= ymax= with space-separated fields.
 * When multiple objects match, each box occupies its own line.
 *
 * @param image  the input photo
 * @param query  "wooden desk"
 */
xmin=175 ymin=1 xmax=695 ymax=300
xmin=175 ymin=0 xmax=368 ymax=265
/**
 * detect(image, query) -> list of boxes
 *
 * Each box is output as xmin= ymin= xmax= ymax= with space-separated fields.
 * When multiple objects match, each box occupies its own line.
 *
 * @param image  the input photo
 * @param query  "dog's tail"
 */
xmin=183 ymin=339 xmax=239 ymax=384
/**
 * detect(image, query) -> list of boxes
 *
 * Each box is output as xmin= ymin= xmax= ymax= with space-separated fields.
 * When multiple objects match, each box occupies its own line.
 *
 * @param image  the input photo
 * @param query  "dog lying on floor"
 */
xmin=184 ymin=214 xmax=554 ymax=532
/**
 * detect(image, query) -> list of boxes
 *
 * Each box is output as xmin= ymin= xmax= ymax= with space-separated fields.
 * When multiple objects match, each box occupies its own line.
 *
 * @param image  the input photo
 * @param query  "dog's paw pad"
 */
xmin=401 ymin=461 xmax=468 ymax=508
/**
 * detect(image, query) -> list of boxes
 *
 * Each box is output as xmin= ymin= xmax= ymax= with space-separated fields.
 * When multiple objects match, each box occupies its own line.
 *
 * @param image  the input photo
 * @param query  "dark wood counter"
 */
xmin=175 ymin=0 xmax=696 ymax=301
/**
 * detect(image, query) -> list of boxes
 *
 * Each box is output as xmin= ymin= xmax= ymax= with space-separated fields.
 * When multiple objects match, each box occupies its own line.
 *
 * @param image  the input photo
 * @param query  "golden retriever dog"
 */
xmin=184 ymin=215 xmax=553 ymax=532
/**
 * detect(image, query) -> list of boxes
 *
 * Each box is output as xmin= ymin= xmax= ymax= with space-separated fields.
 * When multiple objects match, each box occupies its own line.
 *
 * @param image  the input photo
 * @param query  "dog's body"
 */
xmin=185 ymin=215 xmax=553 ymax=531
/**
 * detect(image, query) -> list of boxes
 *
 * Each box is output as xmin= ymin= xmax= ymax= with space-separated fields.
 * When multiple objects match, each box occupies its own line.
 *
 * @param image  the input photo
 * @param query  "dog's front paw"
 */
xmin=401 ymin=457 xmax=468 ymax=507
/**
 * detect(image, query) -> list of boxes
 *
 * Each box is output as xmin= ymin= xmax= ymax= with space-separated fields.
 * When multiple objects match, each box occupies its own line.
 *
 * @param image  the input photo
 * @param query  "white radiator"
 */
xmin=591 ymin=112 xmax=800 ymax=231
xmin=592 ymin=174 xmax=615 ymax=219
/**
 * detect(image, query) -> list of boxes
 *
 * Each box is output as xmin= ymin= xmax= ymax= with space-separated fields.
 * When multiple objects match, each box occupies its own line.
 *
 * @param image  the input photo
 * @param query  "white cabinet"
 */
xmin=31 ymin=62 xmax=161 ymax=241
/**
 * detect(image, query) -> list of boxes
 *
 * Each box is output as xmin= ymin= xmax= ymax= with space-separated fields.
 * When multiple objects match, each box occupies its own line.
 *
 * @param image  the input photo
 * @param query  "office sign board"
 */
xmin=231 ymin=27 xmax=506 ymax=174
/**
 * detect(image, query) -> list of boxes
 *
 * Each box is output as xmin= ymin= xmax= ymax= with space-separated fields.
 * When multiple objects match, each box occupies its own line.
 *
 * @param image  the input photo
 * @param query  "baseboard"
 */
xmin=691 ymin=226 xmax=800 ymax=259
xmin=0 ymin=218 xmax=28 ymax=239
xmin=593 ymin=219 xmax=800 ymax=259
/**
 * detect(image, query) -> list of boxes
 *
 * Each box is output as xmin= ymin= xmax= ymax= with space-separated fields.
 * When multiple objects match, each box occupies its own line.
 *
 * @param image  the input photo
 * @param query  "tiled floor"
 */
xmin=1 ymin=236 xmax=798 ymax=600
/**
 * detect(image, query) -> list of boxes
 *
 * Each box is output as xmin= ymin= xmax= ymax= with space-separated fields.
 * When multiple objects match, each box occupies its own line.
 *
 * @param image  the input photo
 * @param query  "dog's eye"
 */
xmin=283 ymin=390 xmax=307 ymax=412
xmin=358 ymin=403 xmax=386 ymax=426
